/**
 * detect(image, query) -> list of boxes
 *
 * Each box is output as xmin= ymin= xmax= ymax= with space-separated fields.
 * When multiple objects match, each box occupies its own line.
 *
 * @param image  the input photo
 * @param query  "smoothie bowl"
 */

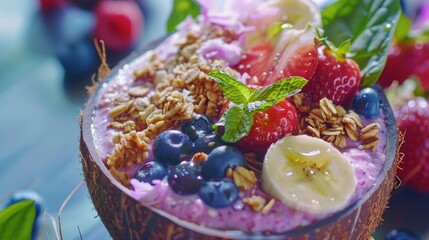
xmin=80 ymin=0 xmax=400 ymax=239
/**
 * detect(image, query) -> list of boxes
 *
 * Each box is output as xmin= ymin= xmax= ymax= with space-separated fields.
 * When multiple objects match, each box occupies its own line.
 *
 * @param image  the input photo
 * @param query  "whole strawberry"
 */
xmin=234 ymin=99 xmax=298 ymax=154
xmin=396 ymin=97 xmax=429 ymax=192
xmin=302 ymin=43 xmax=361 ymax=107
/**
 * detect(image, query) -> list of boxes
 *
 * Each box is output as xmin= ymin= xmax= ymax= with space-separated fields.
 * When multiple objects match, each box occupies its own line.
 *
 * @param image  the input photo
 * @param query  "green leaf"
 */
xmin=221 ymin=105 xmax=254 ymax=143
xmin=167 ymin=0 xmax=200 ymax=32
xmin=250 ymin=77 xmax=307 ymax=103
xmin=208 ymin=69 xmax=253 ymax=104
xmin=395 ymin=13 xmax=412 ymax=42
xmin=322 ymin=0 xmax=401 ymax=86
xmin=337 ymin=39 xmax=352 ymax=55
xmin=246 ymin=100 xmax=275 ymax=113
xmin=0 ymin=200 xmax=36 ymax=240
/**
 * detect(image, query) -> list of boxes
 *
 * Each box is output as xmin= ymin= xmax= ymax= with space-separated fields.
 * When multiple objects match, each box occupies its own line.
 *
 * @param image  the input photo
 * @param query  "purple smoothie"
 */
xmin=90 ymin=0 xmax=388 ymax=233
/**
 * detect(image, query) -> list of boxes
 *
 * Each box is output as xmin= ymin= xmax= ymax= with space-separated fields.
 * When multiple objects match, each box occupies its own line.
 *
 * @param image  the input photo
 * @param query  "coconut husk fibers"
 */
xmin=80 ymin=47 xmax=400 ymax=240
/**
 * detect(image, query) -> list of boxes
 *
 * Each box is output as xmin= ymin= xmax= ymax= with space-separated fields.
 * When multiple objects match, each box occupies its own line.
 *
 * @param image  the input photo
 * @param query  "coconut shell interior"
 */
xmin=80 ymin=43 xmax=399 ymax=239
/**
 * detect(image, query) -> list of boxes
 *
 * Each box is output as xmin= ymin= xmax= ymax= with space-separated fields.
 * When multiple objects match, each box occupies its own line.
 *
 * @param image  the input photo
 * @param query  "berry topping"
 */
xmin=198 ymin=179 xmax=239 ymax=208
xmin=352 ymin=87 xmax=381 ymax=119
xmin=193 ymin=134 xmax=225 ymax=154
xmin=168 ymin=162 xmax=204 ymax=195
xmin=153 ymin=130 xmax=194 ymax=166
xmin=384 ymin=229 xmax=419 ymax=240
xmin=201 ymin=146 xmax=245 ymax=180
xmin=302 ymin=42 xmax=361 ymax=107
xmin=57 ymin=38 xmax=98 ymax=76
xmin=180 ymin=115 xmax=214 ymax=142
xmin=395 ymin=97 xmax=429 ymax=192
xmin=93 ymin=0 xmax=144 ymax=52
xmin=133 ymin=161 xmax=169 ymax=185
xmin=39 ymin=0 xmax=65 ymax=12
xmin=235 ymin=99 xmax=298 ymax=154
xmin=236 ymin=29 xmax=317 ymax=87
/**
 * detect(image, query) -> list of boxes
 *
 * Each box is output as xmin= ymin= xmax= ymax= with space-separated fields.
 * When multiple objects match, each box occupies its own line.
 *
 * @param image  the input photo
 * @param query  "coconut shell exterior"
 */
xmin=80 ymin=43 xmax=399 ymax=239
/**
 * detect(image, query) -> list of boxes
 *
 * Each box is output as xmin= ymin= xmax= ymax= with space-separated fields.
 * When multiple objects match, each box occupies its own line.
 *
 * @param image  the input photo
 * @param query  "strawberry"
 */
xmin=302 ymin=43 xmax=361 ymax=107
xmin=378 ymin=42 xmax=417 ymax=89
xmin=396 ymin=97 xmax=429 ymax=192
xmin=234 ymin=99 xmax=298 ymax=154
xmin=234 ymin=29 xmax=318 ymax=87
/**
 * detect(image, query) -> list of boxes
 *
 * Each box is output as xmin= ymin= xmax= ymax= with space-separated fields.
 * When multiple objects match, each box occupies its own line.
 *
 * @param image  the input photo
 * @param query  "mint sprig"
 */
xmin=207 ymin=69 xmax=254 ymax=104
xmin=322 ymin=0 xmax=401 ymax=87
xmin=208 ymin=70 xmax=307 ymax=143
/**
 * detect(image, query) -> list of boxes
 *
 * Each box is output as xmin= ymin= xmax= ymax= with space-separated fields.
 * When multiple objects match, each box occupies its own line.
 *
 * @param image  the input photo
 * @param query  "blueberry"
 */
xmin=6 ymin=190 xmax=46 ymax=239
xmin=201 ymin=146 xmax=245 ymax=180
xmin=180 ymin=115 xmax=214 ymax=141
xmin=384 ymin=229 xmax=419 ymax=240
xmin=352 ymin=87 xmax=380 ymax=119
xmin=168 ymin=163 xmax=204 ymax=195
xmin=57 ymin=38 xmax=98 ymax=76
xmin=198 ymin=179 xmax=239 ymax=208
xmin=153 ymin=130 xmax=193 ymax=165
xmin=194 ymin=134 xmax=225 ymax=154
xmin=133 ymin=161 xmax=168 ymax=185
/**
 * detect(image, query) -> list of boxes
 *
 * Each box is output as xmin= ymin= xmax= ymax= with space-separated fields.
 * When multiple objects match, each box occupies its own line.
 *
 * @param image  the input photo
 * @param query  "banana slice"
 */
xmin=261 ymin=135 xmax=357 ymax=215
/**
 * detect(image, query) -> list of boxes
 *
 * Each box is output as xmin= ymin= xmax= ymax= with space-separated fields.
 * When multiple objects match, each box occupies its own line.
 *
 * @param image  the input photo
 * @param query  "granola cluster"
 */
xmin=103 ymin=26 xmax=240 ymax=184
xmin=294 ymin=93 xmax=381 ymax=151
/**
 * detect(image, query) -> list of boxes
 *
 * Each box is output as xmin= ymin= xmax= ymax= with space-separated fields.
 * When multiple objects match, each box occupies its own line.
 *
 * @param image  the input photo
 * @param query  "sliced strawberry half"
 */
xmin=234 ymin=29 xmax=318 ymax=87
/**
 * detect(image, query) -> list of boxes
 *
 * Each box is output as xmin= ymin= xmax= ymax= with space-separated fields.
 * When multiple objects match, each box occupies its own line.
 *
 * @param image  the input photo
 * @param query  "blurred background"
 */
xmin=0 ymin=0 xmax=428 ymax=239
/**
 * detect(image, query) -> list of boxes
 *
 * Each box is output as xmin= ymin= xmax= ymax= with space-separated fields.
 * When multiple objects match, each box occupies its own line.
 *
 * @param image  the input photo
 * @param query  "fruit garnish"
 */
xmin=201 ymin=146 xmax=245 ymax=180
xmin=395 ymin=97 xmax=429 ymax=193
xmin=321 ymin=0 xmax=401 ymax=87
xmin=379 ymin=13 xmax=429 ymax=91
xmin=236 ymin=28 xmax=318 ymax=87
xmin=207 ymin=69 xmax=307 ymax=143
xmin=180 ymin=115 xmax=215 ymax=142
xmin=352 ymin=87 xmax=381 ymax=119
xmin=153 ymin=130 xmax=194 ymax=166
xmin=93 ymin=0 xmax=144 ymax=52
xmin=302 ymin=33 xmax=361 ymax=107
xmin=168 ymin=162 xmax=204 ymax=195
xmin=39 ymin=0 xmax=65 ymax=12
xmin=194 ymin=134 xmax=225 ymax=154
xmin=233 ymin=99 xmax=298 ymax=154
xmin=261 ymin=135 xmax=357 ymax=215
xmin=198 ymin=179 xmax=239 ymax=208
xmin=134 ymin=161 xmax=169 ymax=185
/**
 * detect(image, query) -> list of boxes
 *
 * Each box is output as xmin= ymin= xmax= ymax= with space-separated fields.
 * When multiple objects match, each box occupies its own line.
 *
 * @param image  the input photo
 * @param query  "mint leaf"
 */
xmin=208 ymin=69 xmax=253 ymax=104
xmin=221 ymin=105 xmax=254 ymax=143
xmin=322 ymin=0 xmax=401 ymax=86
xmin=246 ymin=101 xmax=274 ymax=113
xmin=250 ymin=77 xmax=307 ymax=103
xmin=0 ymin=200 xmax=36 ymax=240
xmin=167 ymin=0 xmax=200 ymax=32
